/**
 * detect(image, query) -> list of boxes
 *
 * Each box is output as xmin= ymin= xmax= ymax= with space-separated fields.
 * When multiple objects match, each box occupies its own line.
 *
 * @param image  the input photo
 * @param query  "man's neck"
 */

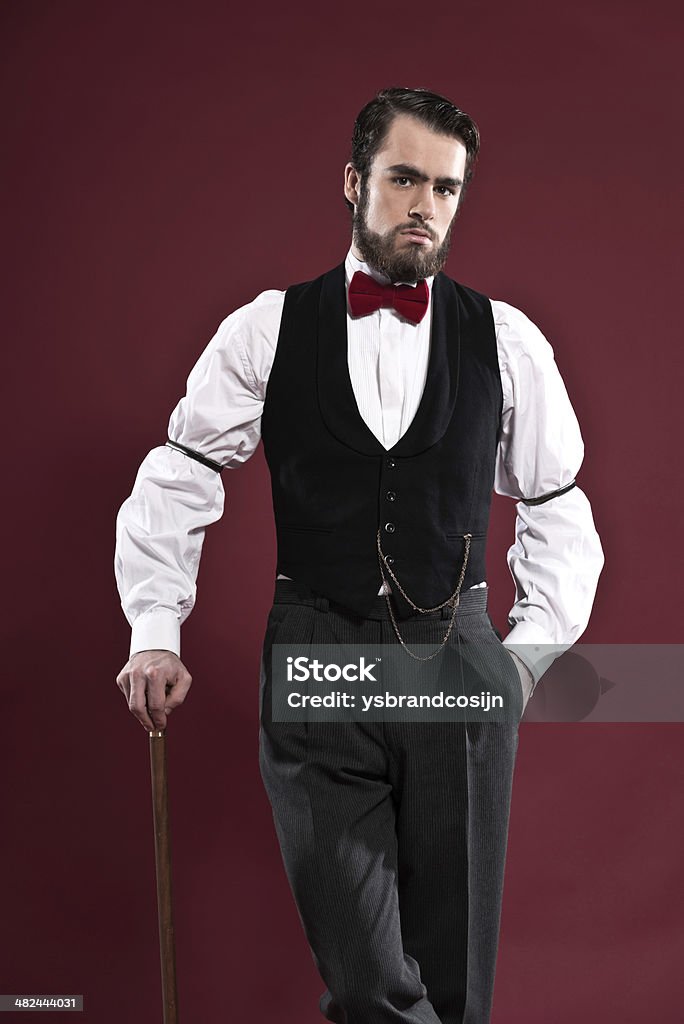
xmin=350 ymin=240 xmax=365 ymax=263
xmin=347 ymin=244 xmax=392 ymax=286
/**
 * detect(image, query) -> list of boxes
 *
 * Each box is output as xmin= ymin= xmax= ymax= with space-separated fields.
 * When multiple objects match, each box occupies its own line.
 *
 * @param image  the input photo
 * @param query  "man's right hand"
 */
xmin=116 ymin=650 xmax=192 ymax=732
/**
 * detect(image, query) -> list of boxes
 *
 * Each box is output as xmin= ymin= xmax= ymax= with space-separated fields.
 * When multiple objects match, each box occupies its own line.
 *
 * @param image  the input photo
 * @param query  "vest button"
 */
xmin=387 ymin=458 xmax=396 ymax=469
xmin=384 ymin=522 xmax=395 ymax=533
xmin=386 ymin=491 xmax=396 ymax=501
xmin=385 ymin=556 xmax=395 ymax=566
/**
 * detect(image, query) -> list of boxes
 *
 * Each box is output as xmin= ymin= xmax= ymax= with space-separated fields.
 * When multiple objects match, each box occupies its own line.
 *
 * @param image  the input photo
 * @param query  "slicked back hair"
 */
xmin=345 ymin=86 xmax=480 ymax=212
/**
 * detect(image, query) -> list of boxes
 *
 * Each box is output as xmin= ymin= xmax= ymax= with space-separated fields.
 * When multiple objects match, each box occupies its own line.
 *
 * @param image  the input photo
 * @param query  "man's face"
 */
xmin=344 ymin=113 xmax=467 ymax=283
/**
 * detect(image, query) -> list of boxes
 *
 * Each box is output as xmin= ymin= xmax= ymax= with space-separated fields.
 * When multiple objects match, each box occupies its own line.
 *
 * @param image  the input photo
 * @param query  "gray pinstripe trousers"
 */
xmin=259 ymin=579 xmax=522 ymax=1024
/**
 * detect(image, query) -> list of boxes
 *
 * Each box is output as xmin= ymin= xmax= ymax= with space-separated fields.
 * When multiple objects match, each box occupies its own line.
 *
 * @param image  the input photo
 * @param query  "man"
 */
xmin=115 ymin=87 xmax=604 ymax=1023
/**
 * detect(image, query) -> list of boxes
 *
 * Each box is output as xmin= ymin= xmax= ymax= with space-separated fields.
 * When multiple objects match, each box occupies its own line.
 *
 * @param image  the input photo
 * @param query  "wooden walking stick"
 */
xmin=149 ymin=729 xmax=179 ymax=1024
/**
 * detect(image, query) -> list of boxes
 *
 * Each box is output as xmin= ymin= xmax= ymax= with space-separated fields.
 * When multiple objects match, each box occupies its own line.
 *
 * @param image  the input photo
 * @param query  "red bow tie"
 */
xmin=348 ymin=270 xmax=429 ymax=325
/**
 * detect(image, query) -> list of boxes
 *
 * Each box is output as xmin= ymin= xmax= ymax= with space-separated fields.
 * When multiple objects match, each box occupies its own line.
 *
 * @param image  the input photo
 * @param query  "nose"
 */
xmin=409 ymin=185 xmax=436 ymax=222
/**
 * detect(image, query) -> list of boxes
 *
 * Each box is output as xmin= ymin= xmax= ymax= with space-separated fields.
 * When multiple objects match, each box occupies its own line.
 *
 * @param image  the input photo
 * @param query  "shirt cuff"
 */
xmin=503 ymin=621 xmax=571 ymax=685
xmin=130 ymin=609 xmax=181 ymax=658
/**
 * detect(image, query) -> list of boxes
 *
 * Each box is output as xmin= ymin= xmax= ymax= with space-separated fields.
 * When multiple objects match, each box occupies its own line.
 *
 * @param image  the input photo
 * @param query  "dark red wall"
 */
xmin=2 ymin=1 xmax=682 ymax=1021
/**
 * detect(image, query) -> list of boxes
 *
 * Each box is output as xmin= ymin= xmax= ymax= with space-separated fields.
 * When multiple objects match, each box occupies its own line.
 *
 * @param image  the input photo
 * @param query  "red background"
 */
xmin=2 ymin=1 xmax=682 ymax=1021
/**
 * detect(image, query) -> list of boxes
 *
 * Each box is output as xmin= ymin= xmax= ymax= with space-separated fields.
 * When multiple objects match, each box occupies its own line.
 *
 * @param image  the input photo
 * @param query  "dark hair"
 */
xmin=345 ymin=86 xmax=480 ymax=212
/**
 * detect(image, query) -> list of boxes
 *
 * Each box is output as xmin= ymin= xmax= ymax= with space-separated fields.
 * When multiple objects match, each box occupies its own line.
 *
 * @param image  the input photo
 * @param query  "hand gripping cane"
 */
xmin=149 ymin=729 xmax=179 ymax=1024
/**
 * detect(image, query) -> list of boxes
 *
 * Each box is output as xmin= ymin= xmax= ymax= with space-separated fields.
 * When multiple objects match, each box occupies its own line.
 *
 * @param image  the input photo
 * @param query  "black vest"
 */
xmin=261 ymin=262 xmax=503 ymax=620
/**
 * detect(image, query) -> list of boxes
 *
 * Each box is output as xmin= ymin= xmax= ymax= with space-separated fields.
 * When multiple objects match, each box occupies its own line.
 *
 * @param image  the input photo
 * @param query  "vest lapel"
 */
xmin=393 ymin=271 xmax=461 ymax=456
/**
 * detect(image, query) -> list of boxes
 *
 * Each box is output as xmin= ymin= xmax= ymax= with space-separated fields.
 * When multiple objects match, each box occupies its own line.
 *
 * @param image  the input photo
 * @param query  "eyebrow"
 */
xmin=384 ymin=163 xmax=463 ymax=189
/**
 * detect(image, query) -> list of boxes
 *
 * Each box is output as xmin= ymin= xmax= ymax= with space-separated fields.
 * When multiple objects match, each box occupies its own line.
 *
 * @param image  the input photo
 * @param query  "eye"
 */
xmin=393 ymin=176 xmax=412 ymax=187
xmin=435 ymin=186 xmax=457 ymax=197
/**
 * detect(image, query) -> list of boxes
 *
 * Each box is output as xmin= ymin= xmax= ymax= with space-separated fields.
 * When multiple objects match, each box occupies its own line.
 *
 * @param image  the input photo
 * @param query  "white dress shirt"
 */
xmin=114 ymin=248 xmax=604 ymax=687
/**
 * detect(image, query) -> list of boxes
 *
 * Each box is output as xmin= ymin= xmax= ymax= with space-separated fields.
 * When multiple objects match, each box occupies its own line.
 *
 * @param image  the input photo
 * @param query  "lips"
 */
xmin=401 ymin=230 xmax=432 ymax=244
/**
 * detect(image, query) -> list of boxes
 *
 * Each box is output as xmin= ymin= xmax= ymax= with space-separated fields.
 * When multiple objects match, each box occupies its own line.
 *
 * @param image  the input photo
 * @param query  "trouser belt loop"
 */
xmin=314 ymin=595 xmax=329 ymax=612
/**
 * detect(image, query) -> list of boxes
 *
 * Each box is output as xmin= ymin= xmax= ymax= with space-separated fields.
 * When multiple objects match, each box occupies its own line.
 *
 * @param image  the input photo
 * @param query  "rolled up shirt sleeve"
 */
xmin=114 ymin=290 xmax=284 ymax=657
xmin=491 ymin=299 xmax=605 ymax=685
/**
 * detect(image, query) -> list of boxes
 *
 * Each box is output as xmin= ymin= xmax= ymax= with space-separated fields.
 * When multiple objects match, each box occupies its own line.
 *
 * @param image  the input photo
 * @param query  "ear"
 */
xmin=343 ymin=163 xmax=361 ymax=207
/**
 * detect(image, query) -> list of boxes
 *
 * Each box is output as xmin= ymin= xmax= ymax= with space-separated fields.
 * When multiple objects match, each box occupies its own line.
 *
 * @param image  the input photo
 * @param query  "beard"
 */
xmin=352 ymin=182 xmax=456 ymax=284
